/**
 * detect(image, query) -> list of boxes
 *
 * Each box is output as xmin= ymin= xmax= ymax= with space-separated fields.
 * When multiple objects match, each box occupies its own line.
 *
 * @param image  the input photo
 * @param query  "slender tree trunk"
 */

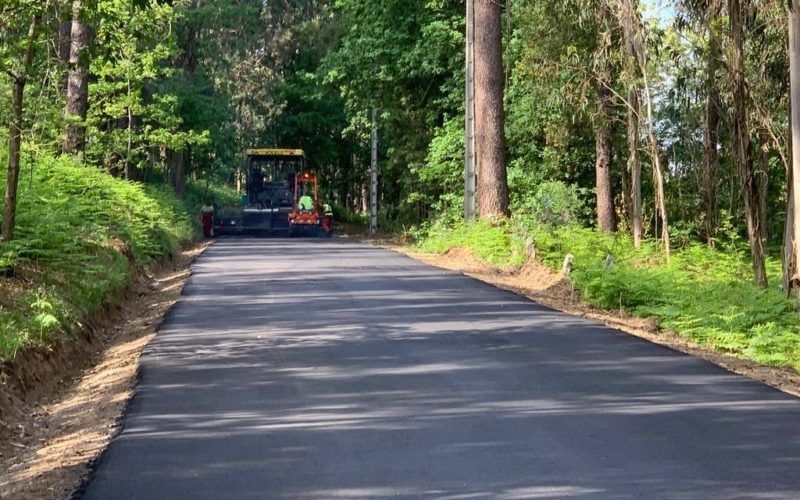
xmin=787 ymin=1 xmax=800 ymax=297
xmin=783 ymin=177 xmax=795 ymax=292
xmin=169 ymin=149 xmax=186 ymax=196
xmin=64 ymin=0 xmax=90 ymax=155
xmin=3 ymin=83 xmax=26 ymax=242
xmin=612 ymin=0 xmax=669 ymax=256
xmin=627 ymin=88 xmax=642 ymax=245
xmin=595 ymin=76 xmax=616 ymax=233
xmin=57 ymin=8 xmax=71 ymax=95
xmin=758 ymin=136 xmax=769 ymax=245
xmin=3 ymin=16 xmax=39 ymax=242
xmin=617 ymin=0 xmax=641 ymax=246
xmin=702 ymin=11 xmax=721 ymax=245
xmin=474 ymin=0 xmax=509 ymax=219
xmin=730 ymin=0 xmax=767 ymax=286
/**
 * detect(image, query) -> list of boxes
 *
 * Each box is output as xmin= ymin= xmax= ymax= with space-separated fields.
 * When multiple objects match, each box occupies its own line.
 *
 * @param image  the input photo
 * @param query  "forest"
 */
xmin=2 ymin=0 xmax=800 ymax=370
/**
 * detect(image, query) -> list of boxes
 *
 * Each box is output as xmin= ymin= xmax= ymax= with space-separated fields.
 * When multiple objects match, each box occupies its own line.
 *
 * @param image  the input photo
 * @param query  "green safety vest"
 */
xmin=323 ymin=204 xmax=333 ymax=216
xmin=299 ymin=195 xmax=314 ymax=210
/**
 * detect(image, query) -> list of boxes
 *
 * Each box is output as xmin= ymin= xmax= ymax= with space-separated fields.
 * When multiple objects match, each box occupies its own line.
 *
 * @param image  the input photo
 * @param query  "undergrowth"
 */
xmin=0 ymin=154 xmax=200 ymax=360
xmin=415 ymin=217 xmax=800 ymax=371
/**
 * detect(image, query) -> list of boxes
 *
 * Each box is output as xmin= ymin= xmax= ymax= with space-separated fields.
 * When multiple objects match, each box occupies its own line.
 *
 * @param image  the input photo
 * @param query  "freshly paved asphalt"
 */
xmin=82 ymin=238 xmax=800 ymax=499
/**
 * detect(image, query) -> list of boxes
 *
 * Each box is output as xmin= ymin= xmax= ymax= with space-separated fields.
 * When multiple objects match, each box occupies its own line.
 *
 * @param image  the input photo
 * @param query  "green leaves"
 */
xmin=0 ymin=153 xmax=197 ymax=359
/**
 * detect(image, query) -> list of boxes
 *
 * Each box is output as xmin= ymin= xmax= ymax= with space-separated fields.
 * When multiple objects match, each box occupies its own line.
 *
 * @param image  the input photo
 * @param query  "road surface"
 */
xmin=82 ymin=239 xmax=800 ymax=499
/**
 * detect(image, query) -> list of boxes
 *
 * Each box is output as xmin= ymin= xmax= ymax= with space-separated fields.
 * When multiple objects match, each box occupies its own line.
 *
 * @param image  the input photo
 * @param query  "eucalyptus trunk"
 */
xmin=611 ymin=0 xmax=669 ymax=257
xmin=758 ymin=137 xmax=769 ymax=245
xmin=786 ymin=1 xmax=800 ymax=298
xmin=729 ymin=0 xmax=767 ymax=287
xmin=628 ymin=88 xmax=642 ymax=246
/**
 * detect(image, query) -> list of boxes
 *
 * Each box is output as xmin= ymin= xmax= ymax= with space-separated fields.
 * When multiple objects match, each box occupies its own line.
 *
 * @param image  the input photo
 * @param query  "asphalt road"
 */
xmin=82 ymin=238 xmax=800 ymax=499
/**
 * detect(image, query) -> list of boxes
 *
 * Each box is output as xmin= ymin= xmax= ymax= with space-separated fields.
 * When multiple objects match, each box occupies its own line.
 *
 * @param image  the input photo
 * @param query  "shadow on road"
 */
xmin=83 ymin=239 xmax=800 ymax=499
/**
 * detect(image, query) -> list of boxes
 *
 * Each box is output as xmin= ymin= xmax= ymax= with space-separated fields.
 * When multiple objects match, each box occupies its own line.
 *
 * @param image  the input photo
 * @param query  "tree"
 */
xmin=64 ymin=0 xmax=91 ymax=155
xmin=594 ymin=4 xmax=617 ymax=233
xmin=474 ymin=0 xmax=509 ymax=218
xmin=612 ymin=0 xmax=670 ymax=256
xmin=2 ymin=4 xmax=44 ymax=242
xmin=702 ymin=1 xmax=723 ymax=245
xmin=729 ymin=0 xmax=767 ymax=286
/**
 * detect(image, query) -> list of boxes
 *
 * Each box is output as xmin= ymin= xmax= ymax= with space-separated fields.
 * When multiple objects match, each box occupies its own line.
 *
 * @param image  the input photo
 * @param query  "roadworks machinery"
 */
xmin=214 ymin=149 xmax=325 ymax=237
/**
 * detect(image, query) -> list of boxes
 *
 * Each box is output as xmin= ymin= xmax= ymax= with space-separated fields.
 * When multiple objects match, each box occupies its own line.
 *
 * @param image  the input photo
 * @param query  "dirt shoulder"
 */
xmin=393 ymin=245 xmax=800 ymax=399
xmin=0 ymin=243 xmax=209 ymax=500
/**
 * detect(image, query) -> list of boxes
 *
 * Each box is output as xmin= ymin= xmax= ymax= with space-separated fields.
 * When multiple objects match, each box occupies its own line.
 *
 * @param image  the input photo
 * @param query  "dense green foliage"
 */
xmin=0 ymin=153 xmax=198 ymax=359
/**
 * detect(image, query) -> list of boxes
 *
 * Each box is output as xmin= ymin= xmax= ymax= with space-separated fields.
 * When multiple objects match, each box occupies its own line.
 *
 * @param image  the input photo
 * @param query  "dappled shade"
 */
xmin=83 ymin=240 xmax=800 ymax=499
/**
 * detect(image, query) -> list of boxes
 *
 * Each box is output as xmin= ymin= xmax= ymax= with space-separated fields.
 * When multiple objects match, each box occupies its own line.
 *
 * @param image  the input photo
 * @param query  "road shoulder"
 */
xmin=394 ymin=244 xmax=800 ymax=399
xmin=0 ymin=243 xmax=209 ymax=500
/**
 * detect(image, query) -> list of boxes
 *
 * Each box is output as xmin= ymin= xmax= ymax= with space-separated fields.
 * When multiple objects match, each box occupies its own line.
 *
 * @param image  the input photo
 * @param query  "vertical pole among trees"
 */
xmin=370 ymin=107 xmax=378 ymax=235
xmin=464 ymin=0 xmax=476 ymax=223
xmin=702 ymin=3 xmax=722 ymax=246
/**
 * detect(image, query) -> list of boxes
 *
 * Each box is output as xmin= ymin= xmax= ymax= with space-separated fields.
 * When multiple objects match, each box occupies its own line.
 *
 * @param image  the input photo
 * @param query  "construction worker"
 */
xmin=299 ymin=193 xmax=314 ymax=211
xmin=322 ymin=202 xmax=334 ymax=238
xmin=200 ymin=199 xmax=215 ymax=238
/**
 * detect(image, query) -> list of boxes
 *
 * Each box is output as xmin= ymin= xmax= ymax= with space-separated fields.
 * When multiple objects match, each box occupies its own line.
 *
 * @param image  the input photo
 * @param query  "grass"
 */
xmin=415 ymin=218 xmax=800 ymax=371
xmin=0 ymin=153 xmax=203 ymax=360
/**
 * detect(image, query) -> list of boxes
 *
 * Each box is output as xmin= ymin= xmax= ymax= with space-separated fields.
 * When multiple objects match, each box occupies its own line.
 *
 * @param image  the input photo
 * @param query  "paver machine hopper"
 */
xmin=214 ymin=148 xmax=325 ymax=236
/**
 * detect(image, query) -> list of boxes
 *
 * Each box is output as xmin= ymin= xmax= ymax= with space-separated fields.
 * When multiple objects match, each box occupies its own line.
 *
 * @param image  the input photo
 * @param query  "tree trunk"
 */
xmin=64 ymin=0 xmax=90 ymax=155
xmin=730 ymin=0 xmax=767 ymax=287
xmin=57 ymin=8 xmax=71 ymax=95
xmin=612 ymin=0 xmax=669 ymax=256
xmin=3 ymin=81 xmax=26 ymax=242
xmin=702 ymin=12 xmax=721 ymax=245
xmin=758 ymin=136 xmax=769 ymax=245
xmin=627 ymin=88 xmax=641 ymax=244
xmin=3 ymin=16 xmax=39 ymax=242
xmin=595 ymin=74 xmax=616 ymax=233
xmin=787 ymin=1 xmax=800 ymax=297
xmin=474 ymin=0 xmax=509 ymax=219
xmin=783 ymin=176 xmax=795 ymax=293
xmin=169 ymin=149 xmax=186 ymax=196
